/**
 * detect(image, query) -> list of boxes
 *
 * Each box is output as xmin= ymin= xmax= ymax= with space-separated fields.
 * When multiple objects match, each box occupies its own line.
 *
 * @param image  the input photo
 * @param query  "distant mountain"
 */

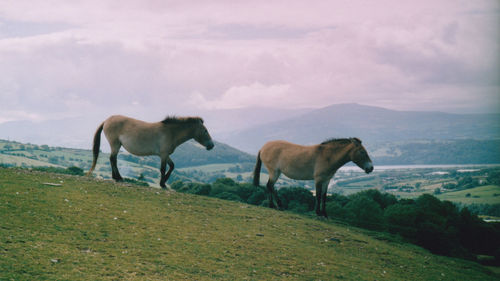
xmin=220 ymin=103 xmax=500 ymax=153
xmin=1 ymin=104 xmax=499 ymax=167
xmin=200 ymin=106 xmax=313 ymax=137
xmin=171 ymin=140 xmax=254 ymax=168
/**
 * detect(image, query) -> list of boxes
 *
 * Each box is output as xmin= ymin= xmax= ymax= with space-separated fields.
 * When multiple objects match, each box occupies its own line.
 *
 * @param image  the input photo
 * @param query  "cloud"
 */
xmin=0 ymin=110 xmax=41 ymax=123
xmin=189 ymin=82 xmax=291 ymax=109
xmin=0 ymin=0 xmax=498 ymax=126
xmin=0 ymin=37 xmax=182 ymax=120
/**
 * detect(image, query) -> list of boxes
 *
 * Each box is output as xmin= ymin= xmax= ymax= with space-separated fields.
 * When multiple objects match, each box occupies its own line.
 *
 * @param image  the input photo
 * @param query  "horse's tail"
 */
xmin=253 ymin=151 xmax=262 ymax=186
xmin=87 ymin=122 xmax=104 ymax=176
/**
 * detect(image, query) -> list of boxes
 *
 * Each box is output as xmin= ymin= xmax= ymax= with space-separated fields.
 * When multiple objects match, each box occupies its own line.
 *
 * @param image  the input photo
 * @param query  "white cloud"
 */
xmin=189 ymin=82 xmax=291 ymax=109
xmin=0 ymin=110 xmax=41 ymax=123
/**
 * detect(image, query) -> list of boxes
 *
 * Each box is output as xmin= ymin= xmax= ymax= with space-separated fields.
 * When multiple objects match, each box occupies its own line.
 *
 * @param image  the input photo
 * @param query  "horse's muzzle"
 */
xmin=206 ymin=141 xmax=215 ymax=150
xmin=364 ymin=163 xmax=374 ymax=174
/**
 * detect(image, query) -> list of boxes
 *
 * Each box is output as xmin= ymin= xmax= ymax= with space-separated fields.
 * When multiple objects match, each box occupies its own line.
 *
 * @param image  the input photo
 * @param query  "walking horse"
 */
xmin=254 ymin=138 xmax=373 ymax=217
xmin=88 ymin=115 xmax=214 ymax=188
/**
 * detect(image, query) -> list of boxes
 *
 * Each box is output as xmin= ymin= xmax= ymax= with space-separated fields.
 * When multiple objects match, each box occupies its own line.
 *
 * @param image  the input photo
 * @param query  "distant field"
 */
xmin=1 ymin=168 xmax=498 ymax=280
xmin=0 ymin=153 xmax=62 ymax=168
xmin=2 ymin=139 xmax=500 ymax=204
xmin=438 ymin=185 xmax=500 ymax=204
xmin=177 ymin=163 xmax=235 ymax=173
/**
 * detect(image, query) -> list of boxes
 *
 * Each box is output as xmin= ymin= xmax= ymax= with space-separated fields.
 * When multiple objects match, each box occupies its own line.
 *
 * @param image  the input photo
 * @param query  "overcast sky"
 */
xmin=0 ymin=0 xmax=499 ymax=124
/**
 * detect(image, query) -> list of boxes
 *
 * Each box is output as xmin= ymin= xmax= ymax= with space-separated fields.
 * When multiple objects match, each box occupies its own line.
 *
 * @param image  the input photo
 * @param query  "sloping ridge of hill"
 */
xmin=0 ymin=138 xmax=256 ymax=185
xmin=0 ymin=168 xmax=497 ymax=280
xmin=0 ymin=139 xmax=254 ymax=169
xmin=172 ymin=140 xmax=254 ymax=168
xmin=221 ymin=103 xmax=500 ymax=154
xmin=0 ymin=139 xmax=254 ymax=181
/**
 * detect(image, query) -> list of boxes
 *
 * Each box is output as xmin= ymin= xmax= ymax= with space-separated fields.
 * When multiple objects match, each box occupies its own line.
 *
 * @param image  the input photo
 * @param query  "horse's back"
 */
xmin=260 ymin=140 xmax=318 ymax=180
xmin=102 ymin=115 xmax=163 ymax=156
xmin=104 ymin=115 xmax=151 ymax=127
xmin=103 ymin=115 xmax=158 ymax=133
xmin=261 ymin=140 xmax=315 ymax=156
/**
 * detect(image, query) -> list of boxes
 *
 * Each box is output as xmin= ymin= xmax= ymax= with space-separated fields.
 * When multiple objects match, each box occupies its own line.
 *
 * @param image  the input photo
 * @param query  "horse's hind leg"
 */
xmin=109 ymin=142 xmax=123 ymax=182
xmin=266 ymin=170 xmax=282 ymax=209
xmin=275 ymin=186 xmax=283 ymax=209
xmin=110 ymin=154 xmax=123 ymax=181
xmin=266 ymin=179 xmax=277 ymax=209
xmin=315 ymin=180 xmax=329 ymax=217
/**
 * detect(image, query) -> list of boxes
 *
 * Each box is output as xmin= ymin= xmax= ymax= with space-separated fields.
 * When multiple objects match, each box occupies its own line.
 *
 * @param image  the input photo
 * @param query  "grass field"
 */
xmin=1 ymin=168 xmax=498 ymax=280
xmin=178 ymin=163 xmax=235 ymax=173
xmin=437 ymin=185 xmax=500 ymax=205
xmin=0 ymin=154 xmax=62 ymax=168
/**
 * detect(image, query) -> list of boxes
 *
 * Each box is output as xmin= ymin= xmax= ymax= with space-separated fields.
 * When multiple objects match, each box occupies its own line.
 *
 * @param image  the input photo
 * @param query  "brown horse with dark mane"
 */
xmin=253 ymin=138 xmax=373 ymax=217
xmin=88 ymin=115 xmax=214 ymax=188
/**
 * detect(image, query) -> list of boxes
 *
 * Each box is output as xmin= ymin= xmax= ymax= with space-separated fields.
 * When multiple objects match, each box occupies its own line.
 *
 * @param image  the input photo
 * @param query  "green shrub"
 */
xmin=278 ymin=187 xmax=315 ymax=212
xmin=67 ymin=166 xmax=84 ymax=176
xmin=384 ymin=203 xmax=418 ymax=238
xmin=246 ymin=190 xmax=266 ymax=206
xmin=215 ymin=192 xmax=242 ymax=202
xmin=344 ymin=196 xmax=384 ymax=230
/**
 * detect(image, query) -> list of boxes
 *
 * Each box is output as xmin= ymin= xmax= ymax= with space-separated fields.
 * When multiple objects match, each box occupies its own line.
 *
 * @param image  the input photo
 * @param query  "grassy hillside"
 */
xmin=0 ymin=168 xmax=497 ymax=280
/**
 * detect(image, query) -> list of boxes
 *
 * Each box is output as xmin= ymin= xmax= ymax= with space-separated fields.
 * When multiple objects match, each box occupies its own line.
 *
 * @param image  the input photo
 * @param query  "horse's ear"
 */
xmin=351 ymin=138 xmax=362 ymax=145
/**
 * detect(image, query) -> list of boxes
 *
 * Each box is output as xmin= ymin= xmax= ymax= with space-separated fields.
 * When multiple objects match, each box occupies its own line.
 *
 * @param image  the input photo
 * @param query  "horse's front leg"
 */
xmin=315 ymin=182 xmax=322 ymax=216
xmin=321 ymin=182 xmax=328 ymax=218
xmin=160 ymin=156 xmax=175 ymax=189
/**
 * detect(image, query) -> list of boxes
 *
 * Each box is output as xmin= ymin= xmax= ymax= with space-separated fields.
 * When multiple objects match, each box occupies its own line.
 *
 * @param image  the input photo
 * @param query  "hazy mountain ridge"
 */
xmin=1 ymin=104 xmax=498 ymax=154
xmin=220 ymin=103 xmax=500 ymax=153
xmin=1 ymin=104 xmax=499 ymax=169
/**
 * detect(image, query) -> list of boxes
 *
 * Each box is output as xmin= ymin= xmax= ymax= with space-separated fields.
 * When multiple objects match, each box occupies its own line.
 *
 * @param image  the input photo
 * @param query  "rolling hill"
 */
xmin=0 ymin=168 xmax=498 ymax=280
xmin=220 ymin=103 xmax=500 ymax=154
xmin=0 ymin=139 xmax=255 ymax=185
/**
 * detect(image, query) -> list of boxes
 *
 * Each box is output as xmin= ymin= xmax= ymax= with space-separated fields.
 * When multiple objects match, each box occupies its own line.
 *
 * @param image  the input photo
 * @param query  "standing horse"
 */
xmin=253 ymin=138 xmax=373 ymax=217
xmin=87 ymin=115 xmax=214 ymax=188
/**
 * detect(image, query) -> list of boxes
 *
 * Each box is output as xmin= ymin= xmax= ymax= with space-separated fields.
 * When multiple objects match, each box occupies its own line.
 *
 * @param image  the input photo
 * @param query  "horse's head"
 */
xmin=193 ymin=120 xmax=214 ymax=150
xmin=349 ymin=138 xmax=373 ymax=174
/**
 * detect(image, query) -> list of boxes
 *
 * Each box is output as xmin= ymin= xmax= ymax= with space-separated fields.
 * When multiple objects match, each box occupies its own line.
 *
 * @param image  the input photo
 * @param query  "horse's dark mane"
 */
xmin=161 ymin=116 xmax=204 ymax=125
xmin=321 ymin=138 xmax=361 ymax=145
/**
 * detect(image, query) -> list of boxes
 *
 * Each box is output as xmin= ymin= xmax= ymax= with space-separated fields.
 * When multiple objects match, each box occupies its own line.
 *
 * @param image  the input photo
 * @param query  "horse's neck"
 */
xmin=326 ymin=143 xmax=354 ymax=168
xmin=170 ymin=125 xmax=197 ymax=147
